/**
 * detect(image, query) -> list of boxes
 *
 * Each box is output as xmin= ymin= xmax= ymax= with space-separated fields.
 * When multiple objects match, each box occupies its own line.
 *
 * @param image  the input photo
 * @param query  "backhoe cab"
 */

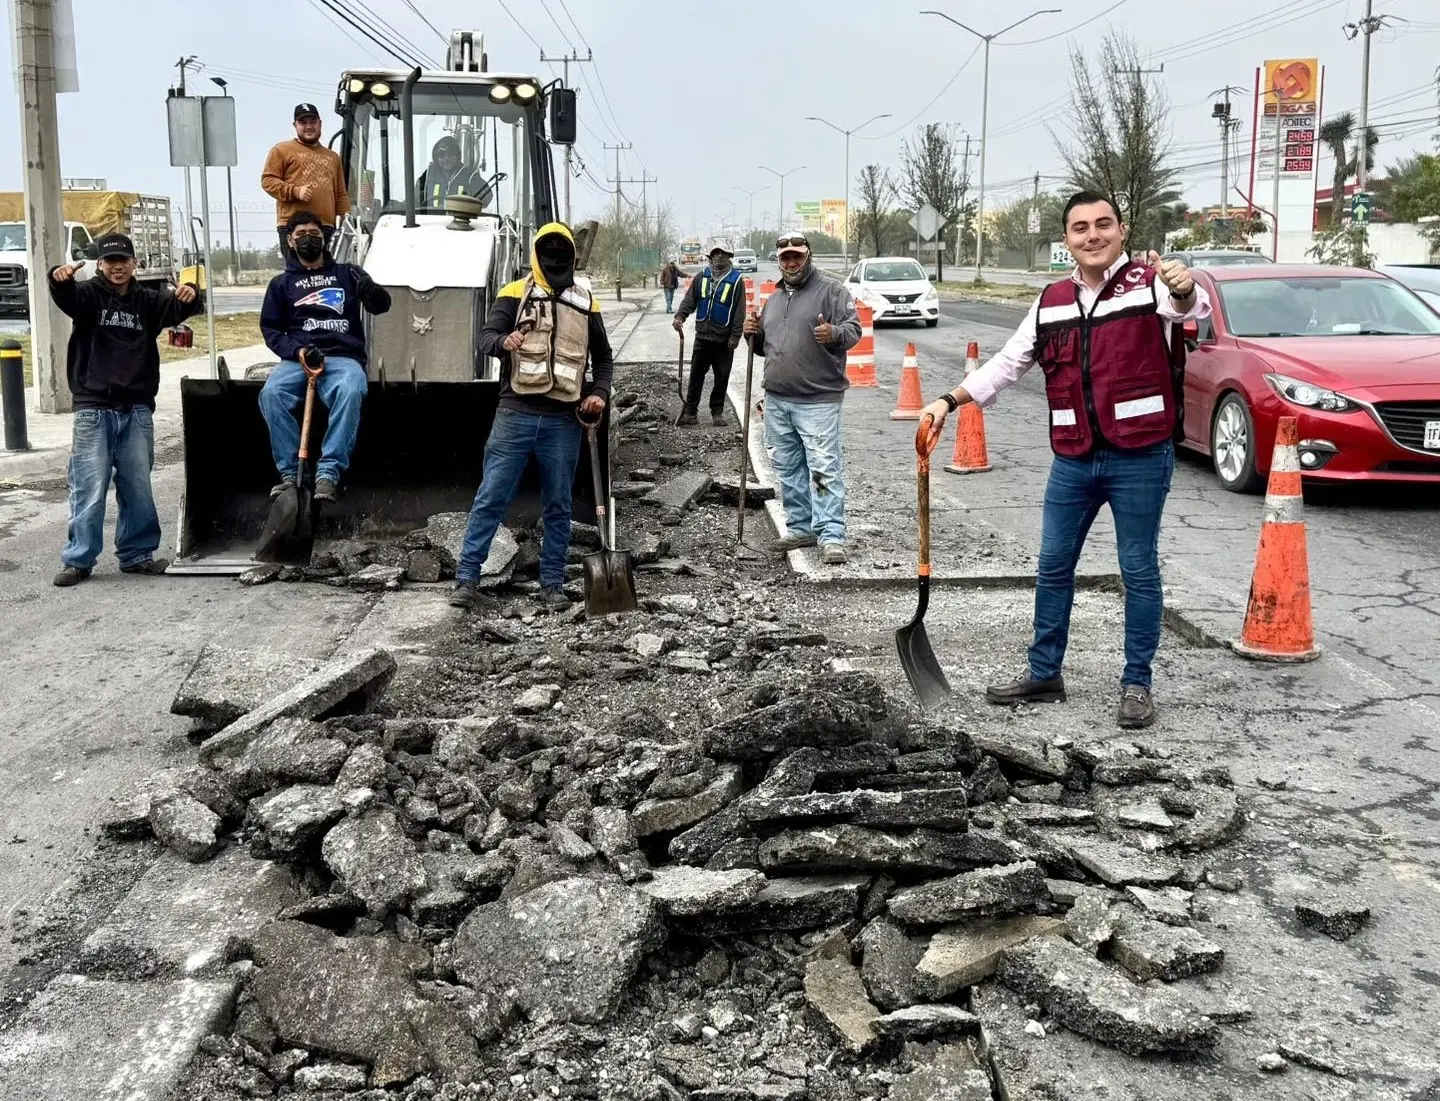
xmin=175 ymin=32 xmax=602 ymax=573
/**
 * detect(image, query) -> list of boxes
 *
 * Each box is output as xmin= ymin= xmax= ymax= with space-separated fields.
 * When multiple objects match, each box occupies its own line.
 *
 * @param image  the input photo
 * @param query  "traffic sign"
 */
xmin=909 ymin=202 xmax=946 ymax=240
xmin=1350 ymin=191 xmax=1373 ymax=225
xmin=1026 ymin=209 xmax=1042 ymax=234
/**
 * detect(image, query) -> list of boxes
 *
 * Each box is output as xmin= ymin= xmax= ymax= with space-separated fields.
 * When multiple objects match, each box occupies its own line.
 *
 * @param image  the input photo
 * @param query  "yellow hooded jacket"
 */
xmin=493 ymin=223 xmax=601 ymax=403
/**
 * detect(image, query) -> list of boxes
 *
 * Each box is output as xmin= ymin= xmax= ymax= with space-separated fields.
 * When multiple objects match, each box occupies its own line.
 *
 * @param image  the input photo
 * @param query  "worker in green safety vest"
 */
xmin=416 ymin=136 xmax=491 ymax=210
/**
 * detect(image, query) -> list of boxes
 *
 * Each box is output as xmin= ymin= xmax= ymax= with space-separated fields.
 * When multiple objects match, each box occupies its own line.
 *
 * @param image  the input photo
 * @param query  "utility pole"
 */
xmin=1210 ymin=86 xmax=1245 ymax=224
xmin=1029 ymin=171 xmax=1040 ymax=270
xmin=955 ymin=133 xmax=975 ymax=266
xmin=1344 ymin=2 xmax=1386 ymax=192
xmin=805 ymin=113 xmax=892 ymax=270
xmin=734 ymin=185 xmax=767 ymax=250
xmin=15 ymin=0 xmax=71 ymax=412
xmin=211 ymin=77 xmax=239 ymax=283
xmin=603 ymin=142 xmax=632 ymax=226
xmin=539 ymin=48 xmax=592 ymax=224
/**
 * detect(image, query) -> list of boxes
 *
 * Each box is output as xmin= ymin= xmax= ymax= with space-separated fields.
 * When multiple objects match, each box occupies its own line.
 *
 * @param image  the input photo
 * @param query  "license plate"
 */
xmin=1425 ymin=420 xmax=1440 ymax=450
xmin=893 ymin=307 xmax=917 ymax=315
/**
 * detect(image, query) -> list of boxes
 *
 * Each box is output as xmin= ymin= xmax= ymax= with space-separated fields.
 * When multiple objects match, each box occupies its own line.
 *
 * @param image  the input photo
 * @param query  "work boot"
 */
xmin=773 ymin=532 xmax=818 ymax=552
xmin=270 ymin=476 xmax=296 ymax=500
xmin=1117 ymin=685 xmax=1157 ymax=729
xmin=120 ymin=557 xmax=170 ymax=576
xmin=52 ymin=565 xmax=91 ymax=588
xmin=711 ymin=409 xmax=728 ymax=427
xmin=678 ymin=406 xmax=699 ymax=426
xmin=314 ymin=478 xmax=338 ymax=503
xmin=820 ymin=542 xmax=848 ymax=565
xmin=985 ymin=670 xmax=1067 ymax=705
xmin=448 ymin=580 xmax=481 ymax=610
xmin=537 ymin=585 xmax=572 ymax=610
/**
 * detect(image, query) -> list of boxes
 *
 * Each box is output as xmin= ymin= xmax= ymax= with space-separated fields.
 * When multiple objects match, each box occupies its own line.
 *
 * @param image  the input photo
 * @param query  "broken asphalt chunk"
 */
xmin=320 ymin=811 xmax=427 ymax=913
xmin=637 ymin=865 xmax=767 ymax=916
xmin=682 ymin=875 xmax=868 ymax=935
xmin=1052 ymin=832 xmax=1182 ymax=886
xmin=1109 ymin=914 xmax=1224 ymax=981
xmin=914 ymin=914 xmax=1066 ymax=997
xmin=171 ymin=644 xmax=324 ymax=735
xmin=996 ymin=935 xmax=1220 ymax=1056
xmin=632 ymin=764 xmax=744 ymax=837
xmin=740 ymin=787 xmax=968 ymax=831
xmin=802 ymin=956 xmax=880 ymax=1055
xmin=872 ymin=1003 xmax=981 ymax=1042
xmin=759 ymin=825 xmax=1007 ymax=876
xmin=888 ymin=860 xmax=1051 ymax=926
xmin=1295 ymin=892 xmax=1371 ymax=941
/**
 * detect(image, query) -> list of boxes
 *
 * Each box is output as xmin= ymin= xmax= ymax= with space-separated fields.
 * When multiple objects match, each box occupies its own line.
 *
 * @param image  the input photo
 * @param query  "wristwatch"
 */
xmin=939 ymin=393 xmax=959 ymax=412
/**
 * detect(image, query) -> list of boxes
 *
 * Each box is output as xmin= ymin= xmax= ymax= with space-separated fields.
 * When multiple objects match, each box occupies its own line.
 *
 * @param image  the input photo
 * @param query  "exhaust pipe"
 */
xmin=401 ymin=66 xmax=422 ymax=228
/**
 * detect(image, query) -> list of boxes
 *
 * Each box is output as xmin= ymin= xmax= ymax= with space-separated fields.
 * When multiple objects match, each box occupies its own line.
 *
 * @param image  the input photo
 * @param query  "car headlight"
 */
xmin=1263 ymin=373 xmax=1357 ymax=413
xmin=923 ymin=286 xmax=939 ymax=301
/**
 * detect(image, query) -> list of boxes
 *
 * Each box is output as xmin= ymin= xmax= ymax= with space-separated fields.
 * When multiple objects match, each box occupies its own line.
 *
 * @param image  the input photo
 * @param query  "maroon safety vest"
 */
xmin=1033 ymin=262 xmax=1185 ymax=457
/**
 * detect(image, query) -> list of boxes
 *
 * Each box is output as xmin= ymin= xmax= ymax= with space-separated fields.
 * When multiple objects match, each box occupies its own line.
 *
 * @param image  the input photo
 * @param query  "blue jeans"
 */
xmin=1030 ymin=442 xmax=1175 ymax=690
xmin=61 ymin=407 xmax=161 ymax=570
xmin=664 ymin=288 xmax=675 ymax=312
xmin=763 ymin=394 xmax=846 ymax=544
xmin=457 ymin=407 xmax=582 ymax=588
xmin=258 ymin=356 xmax=367 ymax=484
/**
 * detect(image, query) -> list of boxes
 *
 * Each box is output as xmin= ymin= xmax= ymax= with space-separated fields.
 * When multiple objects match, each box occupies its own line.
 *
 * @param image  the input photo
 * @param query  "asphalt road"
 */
xmin=873 ymin=294 xmax=1440 ymax=704
xmin=0 ymin=286 xmax=268 ymax=335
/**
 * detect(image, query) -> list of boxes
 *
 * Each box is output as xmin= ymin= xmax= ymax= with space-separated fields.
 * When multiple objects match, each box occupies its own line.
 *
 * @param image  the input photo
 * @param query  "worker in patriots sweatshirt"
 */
xmin=258 ymin=210 xmax=392 ymax=502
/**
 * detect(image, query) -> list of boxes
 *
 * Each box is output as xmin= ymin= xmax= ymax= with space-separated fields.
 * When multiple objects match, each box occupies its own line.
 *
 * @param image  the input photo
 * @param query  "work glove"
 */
xmin=300 ymin=346 xmax=325 ymax=371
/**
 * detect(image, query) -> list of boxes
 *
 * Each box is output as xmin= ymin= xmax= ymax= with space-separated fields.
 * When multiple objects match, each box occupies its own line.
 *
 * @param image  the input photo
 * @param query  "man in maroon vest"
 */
xmin=921 ymin=191 xmax=1211 ymax=729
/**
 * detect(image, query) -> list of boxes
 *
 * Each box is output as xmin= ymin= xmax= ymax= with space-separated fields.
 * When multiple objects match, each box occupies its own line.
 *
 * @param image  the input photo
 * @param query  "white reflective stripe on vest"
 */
xmin=1052 ymin=408 xmax=1077 ymax=427
xmin=1038 ymin=303 xmax=1083 ymax=326
xmin=1114 ymin=395 xmax=1165 ymax=419
xmin=1090 ymin=288 xmax=1156 ymax=321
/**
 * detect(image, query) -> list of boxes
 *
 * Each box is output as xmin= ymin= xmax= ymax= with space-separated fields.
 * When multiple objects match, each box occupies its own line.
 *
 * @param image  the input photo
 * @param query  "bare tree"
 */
xmin=1053 ymin=30 xmax=1179 ymax=250
xmin=900 ymin=123 xmax=964 ymax=280
xmin=852 ymin=165 xmax=896 ymax=259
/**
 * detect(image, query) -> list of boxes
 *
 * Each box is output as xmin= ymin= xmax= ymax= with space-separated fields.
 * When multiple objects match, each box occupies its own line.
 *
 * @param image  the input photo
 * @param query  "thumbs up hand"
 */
xmin=1148 ymin=250 xmax=1195 ymax=299
xmin=813 ymin=313 xmax=834 ymax=345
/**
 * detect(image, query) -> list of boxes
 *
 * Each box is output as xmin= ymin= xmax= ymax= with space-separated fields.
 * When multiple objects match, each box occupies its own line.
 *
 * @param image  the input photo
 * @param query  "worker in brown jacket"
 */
xmin=262 ymin=103 xmax=350 ymax=257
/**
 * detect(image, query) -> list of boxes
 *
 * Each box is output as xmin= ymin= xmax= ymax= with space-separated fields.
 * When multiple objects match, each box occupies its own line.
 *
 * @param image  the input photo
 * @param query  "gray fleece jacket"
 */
xmin=752 ymin=265 xmax=861 ymax=403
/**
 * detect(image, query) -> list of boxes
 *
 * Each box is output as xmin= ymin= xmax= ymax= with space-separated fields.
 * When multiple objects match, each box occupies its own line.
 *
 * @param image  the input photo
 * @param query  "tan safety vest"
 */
xmin=511 ymin=277 xmax=592 ymax=401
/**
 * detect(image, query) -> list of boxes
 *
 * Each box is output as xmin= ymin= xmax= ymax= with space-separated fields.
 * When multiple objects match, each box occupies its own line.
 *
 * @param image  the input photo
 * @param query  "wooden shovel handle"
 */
xmin=298 ymin=372 xmax=319 ymax=462
xmin=916 ymin=413 xmax=939 ymax=577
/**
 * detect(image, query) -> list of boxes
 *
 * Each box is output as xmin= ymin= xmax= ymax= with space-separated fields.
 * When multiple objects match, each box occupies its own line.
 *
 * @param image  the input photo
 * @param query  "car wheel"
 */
xmin=1210 ymin=392 xmax=1263 ymax=493
xmin=925 ymin=318 xmax=938 ymax=328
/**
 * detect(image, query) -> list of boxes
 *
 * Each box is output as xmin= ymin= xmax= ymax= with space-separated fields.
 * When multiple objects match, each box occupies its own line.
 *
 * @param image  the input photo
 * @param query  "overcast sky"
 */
xmin=4 ymin=0 xmax=1438 ymax=246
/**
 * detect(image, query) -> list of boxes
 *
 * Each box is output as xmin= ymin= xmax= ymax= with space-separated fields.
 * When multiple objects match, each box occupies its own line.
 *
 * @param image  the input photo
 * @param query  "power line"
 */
xmin=311 ymin=0 xmax=427 ymax=68
xmin=345 ymin=0 xmax=432 ymax=64
xmin=496 ymin=0 xmax=544 ymax=51
xmin=999 ymin=0 xmax=1137 ymax=45
xmin=858 ymin=42 xmax=983 ymax=140
xmin=305 ymin=0 xmax=392 ymax=64
xmin=536 ymin=0 xmax=579 ymax=53
xmin=555 ymin=0 xmax=592 ymax=49
xmin=396 ymin=0 xmax=446 ymax=43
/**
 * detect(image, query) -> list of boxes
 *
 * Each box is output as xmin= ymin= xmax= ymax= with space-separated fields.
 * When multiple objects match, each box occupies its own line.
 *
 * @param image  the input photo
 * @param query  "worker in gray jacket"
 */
xmin=742 ymin=232 xmax=860 ymax=564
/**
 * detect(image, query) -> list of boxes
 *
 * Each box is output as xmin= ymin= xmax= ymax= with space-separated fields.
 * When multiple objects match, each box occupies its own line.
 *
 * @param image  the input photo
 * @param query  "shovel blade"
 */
xmin=895 ymin=619 xmax=952 ymax=709
xmin=254 ymin=487 xmax=299 ymax=562
xmin=582 ymin=549 xmax=638 ymax=616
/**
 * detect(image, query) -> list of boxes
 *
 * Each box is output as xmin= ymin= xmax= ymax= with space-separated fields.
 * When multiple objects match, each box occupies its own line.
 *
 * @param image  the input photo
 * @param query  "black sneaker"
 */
xmin=536 ymin=586 xmax=572 ymax=610
xmin=120 ymin=557 xmax=170 ymax=576
xmin=1117 ymin=685 xmax=1157 ymax=729
xmin=985 ymin=671 xmax=1067 ymax=705
xmin=678 ymin=407 xmax=699 ymax=426
xmin=270 ymin=476 xmax=296 ymax=500
xmin=313 ymin=478 xmax=338 ymax=502
xmin=53 ymin=565 xmax=91 ymax=587
xmin=448 ymin=580 xmax=481 ymax=609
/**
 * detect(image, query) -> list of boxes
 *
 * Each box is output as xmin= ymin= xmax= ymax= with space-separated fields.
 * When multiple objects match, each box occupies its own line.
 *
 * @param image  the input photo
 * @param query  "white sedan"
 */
xmin=844 ymin=257 xmax=940 ymax=326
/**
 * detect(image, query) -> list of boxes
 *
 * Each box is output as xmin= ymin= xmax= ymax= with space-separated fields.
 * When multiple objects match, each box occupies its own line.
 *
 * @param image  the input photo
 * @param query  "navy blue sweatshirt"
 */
xmin=48 ymin=269 xmax=204 ymax=410
xmin=260 ymin=254 xmax=391 ymax=366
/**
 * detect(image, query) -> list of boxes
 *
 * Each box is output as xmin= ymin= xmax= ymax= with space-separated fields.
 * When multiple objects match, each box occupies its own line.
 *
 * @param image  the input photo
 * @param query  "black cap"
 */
xmin=94 ymin=233 xmax=134 ymax=259
xmin=294 ymin=103 xmax=320 ymax=121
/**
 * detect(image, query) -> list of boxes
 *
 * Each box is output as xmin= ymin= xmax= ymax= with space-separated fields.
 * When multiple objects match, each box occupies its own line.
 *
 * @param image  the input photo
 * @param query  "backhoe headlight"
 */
xmin=513 ymin=82 xmax=537 ymax=102
xmin=370 ymin=81 xmax=391 ymax=98
xmin=488 ymin=84 xmax=512 ymax=103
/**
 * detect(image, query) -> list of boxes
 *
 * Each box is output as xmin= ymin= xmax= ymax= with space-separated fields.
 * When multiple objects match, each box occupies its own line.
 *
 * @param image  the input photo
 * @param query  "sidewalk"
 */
xmin=0 ymin=288 xmax=654 ymax=488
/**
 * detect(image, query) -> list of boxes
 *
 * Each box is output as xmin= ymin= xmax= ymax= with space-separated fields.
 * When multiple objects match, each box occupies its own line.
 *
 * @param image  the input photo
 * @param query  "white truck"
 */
xmin=0 ymin=191 xmax=175 ymax=317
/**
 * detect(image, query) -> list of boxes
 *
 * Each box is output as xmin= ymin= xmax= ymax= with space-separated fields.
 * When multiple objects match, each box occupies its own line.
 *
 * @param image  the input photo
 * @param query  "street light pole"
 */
xmin=805 ymin=113 xmax=892 ymax=270
xmin=734 ymin=185 xmax=767 ymax=250
xmin=922 ymin=8 xmax=1061 ymax=283
xmin=759 ymin=164 xmax=806 ymax=241
xmin=210 ymin=77 xmax=239 ymax=285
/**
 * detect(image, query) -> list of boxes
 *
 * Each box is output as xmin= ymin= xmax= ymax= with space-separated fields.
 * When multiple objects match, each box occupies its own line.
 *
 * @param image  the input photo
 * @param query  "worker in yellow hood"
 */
xmin=450 ymin=222 xmax=614 ymax=612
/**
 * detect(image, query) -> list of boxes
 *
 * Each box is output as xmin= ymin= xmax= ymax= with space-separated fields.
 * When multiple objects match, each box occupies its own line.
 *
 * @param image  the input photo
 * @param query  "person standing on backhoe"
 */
xmin=450 ymin=223 xmax=613 ymax=612
xmin=672 ymin=242 xmax=745 ymax=426
xmin=258 ymin=211 xmax=391 ymax=504
xmin=262 ymin=103 xmax=349 ymax=257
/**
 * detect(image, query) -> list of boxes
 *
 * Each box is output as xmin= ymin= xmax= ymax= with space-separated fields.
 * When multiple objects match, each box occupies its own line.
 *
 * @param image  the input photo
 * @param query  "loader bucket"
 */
xmin=172 ymin=375 xmax=606 ymax=574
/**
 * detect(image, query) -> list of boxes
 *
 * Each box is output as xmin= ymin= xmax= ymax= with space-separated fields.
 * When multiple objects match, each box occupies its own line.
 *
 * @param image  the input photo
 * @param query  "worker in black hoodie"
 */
xmin=259 ymin=210 xmax=391 ymax=503
xmin=48 ymin=232 xmax=203 ymax=588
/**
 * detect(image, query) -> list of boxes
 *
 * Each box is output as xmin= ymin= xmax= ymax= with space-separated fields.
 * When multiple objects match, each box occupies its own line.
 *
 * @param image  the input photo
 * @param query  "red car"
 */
xmin=1180 ymin=264 xmax=1440 ymax=491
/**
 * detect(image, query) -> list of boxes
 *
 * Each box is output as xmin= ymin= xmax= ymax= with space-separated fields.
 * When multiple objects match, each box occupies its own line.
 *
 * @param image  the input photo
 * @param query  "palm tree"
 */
xmin=1319 ymin=113 xmax=1380 ymax=224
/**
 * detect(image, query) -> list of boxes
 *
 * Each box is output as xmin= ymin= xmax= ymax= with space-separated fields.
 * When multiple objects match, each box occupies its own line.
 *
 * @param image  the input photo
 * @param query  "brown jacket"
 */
xmin=261 ymin=139 xmax=350 ymax=228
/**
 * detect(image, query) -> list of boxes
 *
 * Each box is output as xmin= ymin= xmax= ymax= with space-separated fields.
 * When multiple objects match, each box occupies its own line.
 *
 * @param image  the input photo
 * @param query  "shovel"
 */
xmin=896 ymin=412 xmax=953 ymax=709
xmin=673 ymin=328 xmax=687 ymax=426
xmin=255 ymin=352 xmax=322 ymax=564
xmin=736 ymin=335 xmax=755 ymax=542
xmin=579 ymin=410 xmax=638 ymax=616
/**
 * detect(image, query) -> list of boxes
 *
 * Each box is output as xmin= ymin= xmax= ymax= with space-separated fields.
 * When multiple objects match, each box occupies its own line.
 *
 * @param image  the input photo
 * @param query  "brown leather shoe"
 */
xmin=1117 ymin=685 xmax=1157 ymax=729
xmin=985 ymin=671 xmax=1067 ymax=705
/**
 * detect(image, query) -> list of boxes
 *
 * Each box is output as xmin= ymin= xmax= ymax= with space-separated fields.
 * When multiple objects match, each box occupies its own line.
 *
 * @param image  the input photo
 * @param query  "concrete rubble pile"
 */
xmin=108 ymin=585 xmax=1248 ymax=1100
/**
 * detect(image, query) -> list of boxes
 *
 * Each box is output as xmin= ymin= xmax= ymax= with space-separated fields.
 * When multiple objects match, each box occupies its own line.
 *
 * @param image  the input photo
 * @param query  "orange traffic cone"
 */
xmin=1233 ymin=415 xmax=1321 ymax=662
xmin=758 ymin=279 xmax=777 ymax=311
xmin=846 ymin=301 xmax=878 ymax=387
xmin=945 ymin=340 xmax=991 ymax=474
xmin=744 ymin=277 xmax=755 ymax=315
xmin=890 ymin=342 xmax=924 ymax=420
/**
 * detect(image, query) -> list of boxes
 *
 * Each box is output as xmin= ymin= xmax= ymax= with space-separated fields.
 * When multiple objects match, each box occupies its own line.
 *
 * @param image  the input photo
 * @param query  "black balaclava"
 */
xmin=536 ymin=233 xmax=576 ymax=293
